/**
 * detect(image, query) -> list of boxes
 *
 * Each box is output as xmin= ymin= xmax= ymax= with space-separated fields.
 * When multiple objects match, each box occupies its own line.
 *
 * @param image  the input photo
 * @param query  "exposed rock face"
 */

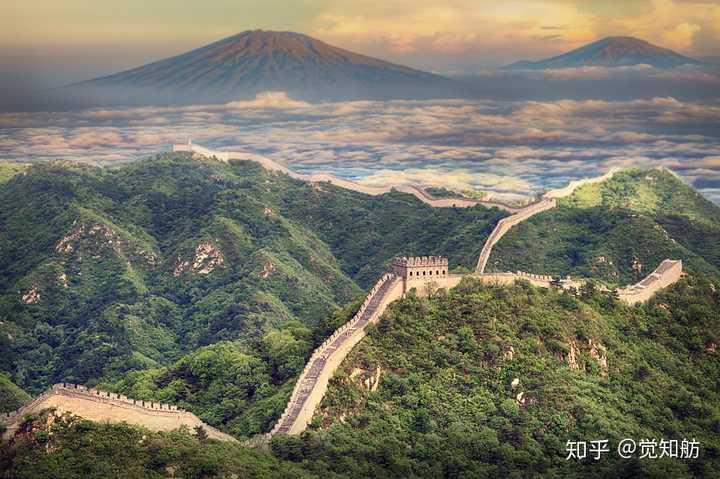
xmin=588 ymin=339 xmax=609 ymax=376
xmin=21 ymin=285 xmax=40 ymax=304
xmin=56 ymin=223 xmax=122 ymax=253
xmin=193 ymin=242 xmax=225 ymax=274
xmin=632 ymin=259 xmax=643 ymax=274
xmin=349 ymin=366 xmax=382 ymax=392
xmin=258 ymin=260 xmax=276 ymax=279
xmin=503 ymin=346 xmax=515 ymax=361
xmin=511 ymin=378 xmax=520 ymax=389
xmin=58 ymin=272 xmax=69 ymax=288
xmin=55 ymin=221 xmax=158 ymax=266
xmin=565 ymin=341 xmax=581 ymax=370
xmin=171 ymin=259 xmax=191 ymax=277
xmin=173 ymin=241 xmax=225 ymax=276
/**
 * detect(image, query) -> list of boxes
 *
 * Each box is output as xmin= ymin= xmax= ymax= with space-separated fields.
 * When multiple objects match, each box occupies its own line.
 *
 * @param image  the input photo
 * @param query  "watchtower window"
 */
xmin=409 ymin=271 xmax=413 ymax=276
xmin=423 ymin=271 xmax=426 ymax=276
xmin=436 ymin=270 xmax=439 ymax=275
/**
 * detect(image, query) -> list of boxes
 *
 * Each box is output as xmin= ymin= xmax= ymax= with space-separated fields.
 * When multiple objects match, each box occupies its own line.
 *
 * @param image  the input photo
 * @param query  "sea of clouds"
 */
xmin=1 ymin=91 xmax=719 ymax=202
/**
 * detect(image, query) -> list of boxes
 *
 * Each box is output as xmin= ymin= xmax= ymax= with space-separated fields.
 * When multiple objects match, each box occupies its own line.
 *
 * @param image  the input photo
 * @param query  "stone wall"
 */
xmin=543 ymin=167 xmax=620 ymax=199
xmin=475 ymin=199 xmax=557 ymax=273
xmin=1 ymin=383 xmax=236 ymax=442
xmin=618 ymin=259 xmax=683 ymax=305
xmin=171 ymin=142 xmax=510 ymax=210
xmin=475 ymin=167 xmax=621 ymax=274
xmin=268 ymin=273 xmax=404 ymax=437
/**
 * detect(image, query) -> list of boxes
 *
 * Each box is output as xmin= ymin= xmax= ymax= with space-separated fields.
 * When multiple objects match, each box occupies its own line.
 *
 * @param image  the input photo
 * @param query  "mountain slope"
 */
xmin=62 ymin=30 xmax=459 ymax=105
xmin=0 ymin=153 xmax=501 ymax=398
xmin=506 ymin=36 xmax=702 ymax=69
xmin=305 ymin=277 xmax=720 ymax=477
xmin=489 ymin=169 xmax=720 ymax=283
xmin=5 ymin=277 xmax=718 ymax=477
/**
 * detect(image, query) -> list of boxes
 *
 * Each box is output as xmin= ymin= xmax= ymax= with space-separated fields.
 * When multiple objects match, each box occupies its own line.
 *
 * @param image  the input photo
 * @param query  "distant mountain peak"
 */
xmin=505 ymin=36 xmax=702 ymax=70
xmin=65 ymin=30 xmax=458 ymax=106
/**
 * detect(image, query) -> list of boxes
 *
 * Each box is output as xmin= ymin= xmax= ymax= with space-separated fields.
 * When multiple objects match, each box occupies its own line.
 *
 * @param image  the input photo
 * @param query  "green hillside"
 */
xmin=0 ymin=374 xmax=31 ymax=413
xmin=490 ymin=169 xmax=720 ymax=285
xmin=3 ymin=277 xmax=718 ymax=478
xmin=302 ymin=276 xmax=720 ymax=477
xmin=0 ymin=153 xmax=500 ymax=402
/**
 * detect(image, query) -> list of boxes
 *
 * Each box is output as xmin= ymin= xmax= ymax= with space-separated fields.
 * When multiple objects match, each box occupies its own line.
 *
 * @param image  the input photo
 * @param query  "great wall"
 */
xmin=171 ymin=140 xmax=516 ymax=211
xmin=0 ymin=383 xmax=236 ymax=442
xmin=0 ymin=145 xmax=683 ymax=444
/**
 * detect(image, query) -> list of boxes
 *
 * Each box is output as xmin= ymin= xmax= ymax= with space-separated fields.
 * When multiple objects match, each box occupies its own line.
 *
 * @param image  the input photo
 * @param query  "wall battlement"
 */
xmin=1 ymin=383 xmax=236 ymax=443
xmin=268 ymin=273 xmax=404 ymax=438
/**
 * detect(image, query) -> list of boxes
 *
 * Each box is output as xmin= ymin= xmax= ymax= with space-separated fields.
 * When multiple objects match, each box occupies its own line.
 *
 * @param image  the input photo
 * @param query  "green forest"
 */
xmin=2 ymin=277 xmax=718 ymax=478
xmin=1 ymin=156 xmax=719 ymax=478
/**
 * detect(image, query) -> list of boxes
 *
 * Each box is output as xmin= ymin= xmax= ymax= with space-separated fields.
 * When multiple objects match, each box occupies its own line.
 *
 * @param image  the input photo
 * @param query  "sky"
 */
xmin=1 ymin=0 xmax=720 ymax=89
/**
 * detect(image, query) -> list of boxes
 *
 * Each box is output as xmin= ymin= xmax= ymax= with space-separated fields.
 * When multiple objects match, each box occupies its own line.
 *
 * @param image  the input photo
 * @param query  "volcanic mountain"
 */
xmin=505 ymin=36 xmax=702 ymax=69
xmin=61 ymin=30 xmax=459 ymax=106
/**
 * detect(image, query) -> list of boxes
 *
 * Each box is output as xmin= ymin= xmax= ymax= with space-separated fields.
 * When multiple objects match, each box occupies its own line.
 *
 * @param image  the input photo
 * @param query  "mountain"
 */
xmin=505 ymin=36 xmax=703 ymax=69
xmin=2 ymin=157 xmax=720 ymax=477
xmin=5 ymin=276 xmax=720 ymax=477
xmin=59 ymin=30 xmax=460 ymax=106
xmin=0 ymin=153 xmax=501 ymax=398
xmin=490 ymin=168 xmax=720 ymax=282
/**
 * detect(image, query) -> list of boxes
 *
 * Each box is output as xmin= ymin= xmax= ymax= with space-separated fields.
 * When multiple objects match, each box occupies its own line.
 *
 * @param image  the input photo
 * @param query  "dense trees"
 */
xmin=3 ymin=278 xmax=718 ymax=477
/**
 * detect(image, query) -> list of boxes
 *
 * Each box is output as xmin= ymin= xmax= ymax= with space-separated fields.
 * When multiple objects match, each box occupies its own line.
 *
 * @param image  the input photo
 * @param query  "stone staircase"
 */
xmin=269 ymin=274 xmax=402 ymax=436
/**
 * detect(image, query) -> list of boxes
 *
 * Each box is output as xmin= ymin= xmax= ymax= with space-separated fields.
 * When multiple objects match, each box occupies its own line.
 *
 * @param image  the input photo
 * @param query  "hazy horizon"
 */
xmin=2 ymin=0 xmax=720 ymax=95
xmin=1 ymin=1 xmax=719 ymax=204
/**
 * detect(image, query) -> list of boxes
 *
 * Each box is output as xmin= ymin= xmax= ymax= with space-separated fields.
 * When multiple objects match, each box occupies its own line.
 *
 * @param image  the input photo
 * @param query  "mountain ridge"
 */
xmin=505 ymin=36 xmax=703 ymax=69
xmin=61 ymin=30 xmax=460 ymax=105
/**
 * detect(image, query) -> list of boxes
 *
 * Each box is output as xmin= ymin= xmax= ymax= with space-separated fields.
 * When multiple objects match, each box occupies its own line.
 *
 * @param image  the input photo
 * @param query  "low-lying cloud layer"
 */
xmin=1 ymin=91 xmax=719 ymax=202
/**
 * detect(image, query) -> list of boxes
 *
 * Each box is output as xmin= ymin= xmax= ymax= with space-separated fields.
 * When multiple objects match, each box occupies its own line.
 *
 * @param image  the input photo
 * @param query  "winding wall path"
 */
xmin=475 ymin=167 xmax=621 ymax=273
xmin=172 ymin=141 xmax=516 ymax=211
xmin=269 ymin=273 xmax=403 ymax=436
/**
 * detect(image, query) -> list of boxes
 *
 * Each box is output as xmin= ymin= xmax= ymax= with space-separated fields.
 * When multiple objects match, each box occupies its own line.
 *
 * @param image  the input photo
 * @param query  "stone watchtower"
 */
xmin=392 ymin=256 xmax=449 ymax=294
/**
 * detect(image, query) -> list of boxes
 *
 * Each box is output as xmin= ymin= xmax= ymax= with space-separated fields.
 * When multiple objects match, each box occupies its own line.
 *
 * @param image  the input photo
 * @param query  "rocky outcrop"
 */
xmin=55 ymin=220 xmax=158 ymax=267
xmin=172 ymin=241 xmax=225 ymax=276
xmin=21 ymin=285 xmax=40 ymax=304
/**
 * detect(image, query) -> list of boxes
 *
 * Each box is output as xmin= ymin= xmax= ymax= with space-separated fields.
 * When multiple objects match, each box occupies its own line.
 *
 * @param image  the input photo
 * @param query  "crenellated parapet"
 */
xmin=0 ymin=383 xmax=184 ymax=424
xmin=268 ymin=273 xmax=403 ymax=437
xmin=1 ymin=383 xmax=236 ymax=442
xmin=392 ymin=256 xmax=448 ymax=268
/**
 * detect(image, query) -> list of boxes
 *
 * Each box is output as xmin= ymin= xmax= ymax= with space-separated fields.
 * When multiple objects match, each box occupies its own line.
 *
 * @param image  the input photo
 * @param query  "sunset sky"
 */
xmin=2 ymin=0 xmax=719 ymax=85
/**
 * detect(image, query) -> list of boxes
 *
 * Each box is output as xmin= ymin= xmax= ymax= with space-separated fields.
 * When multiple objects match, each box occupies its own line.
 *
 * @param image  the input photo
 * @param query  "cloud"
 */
xmin=224 ymin=91 xmax=311 ymax=110
xmin=0 ymin=90 xmax=719 ymax=203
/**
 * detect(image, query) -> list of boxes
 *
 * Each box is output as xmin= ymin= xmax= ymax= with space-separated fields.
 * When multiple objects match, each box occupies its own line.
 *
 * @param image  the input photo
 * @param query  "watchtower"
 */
xmin=392 ymin=256 xmax=448 ymax=293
